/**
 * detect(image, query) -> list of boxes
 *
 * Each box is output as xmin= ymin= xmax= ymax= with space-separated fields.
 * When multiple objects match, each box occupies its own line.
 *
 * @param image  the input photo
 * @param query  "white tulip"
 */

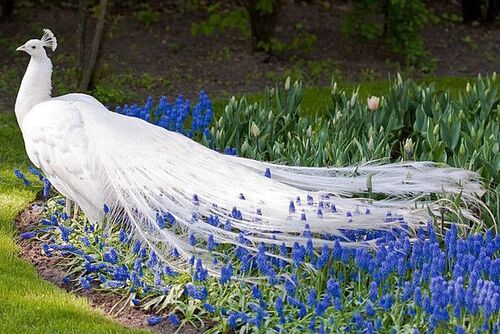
xmin=367 ymin=96 xmax=380 ymax=112
xmin=251 ymin=122 xmax=261 ymax=138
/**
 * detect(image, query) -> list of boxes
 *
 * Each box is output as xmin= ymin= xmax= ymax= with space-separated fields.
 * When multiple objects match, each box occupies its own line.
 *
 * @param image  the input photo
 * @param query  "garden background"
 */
xmin=0 ymin=1 xmax=499 ymax=333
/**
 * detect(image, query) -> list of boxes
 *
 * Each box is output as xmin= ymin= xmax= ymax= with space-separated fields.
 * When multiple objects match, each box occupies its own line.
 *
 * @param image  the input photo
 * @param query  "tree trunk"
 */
xmin=382 ymin=0 xmax=389 ymax=37
xmin=76 ymin=0 xmax=87 ymax=90
xmin=462 ymin=0 xmax=482 ymax=23
xmin=0 ymin=0 xmax=14 ymax=22
xmin=79 ymin=0 xmax=108 ymax=92
xmin=242 ymin=0 xmax=282 ymax=54
xmin=486 ymin=0 xmax=500 ymax=21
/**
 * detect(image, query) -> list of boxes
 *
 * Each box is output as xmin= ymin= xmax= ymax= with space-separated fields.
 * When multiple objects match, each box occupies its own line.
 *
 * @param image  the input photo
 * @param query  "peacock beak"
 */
xmin=16 ymin=45 xmax=26 ymax=52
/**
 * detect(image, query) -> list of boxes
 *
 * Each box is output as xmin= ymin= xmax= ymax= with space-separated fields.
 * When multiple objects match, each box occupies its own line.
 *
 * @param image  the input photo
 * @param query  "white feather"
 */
xmin=41 ymin=29 xmax=57 ymax=51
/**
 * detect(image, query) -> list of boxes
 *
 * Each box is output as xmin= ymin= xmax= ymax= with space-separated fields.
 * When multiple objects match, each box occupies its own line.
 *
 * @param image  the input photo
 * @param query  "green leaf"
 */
xmin=449 ymin=120 xmax=461 ymax=152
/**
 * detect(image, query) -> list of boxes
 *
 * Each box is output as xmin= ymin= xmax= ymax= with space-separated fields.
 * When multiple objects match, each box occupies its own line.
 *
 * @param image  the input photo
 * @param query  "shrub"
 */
xmin=191 ymin=0 xmax=316 ymax=56
xmin=341 ymin=0 xmax=432 ymax=67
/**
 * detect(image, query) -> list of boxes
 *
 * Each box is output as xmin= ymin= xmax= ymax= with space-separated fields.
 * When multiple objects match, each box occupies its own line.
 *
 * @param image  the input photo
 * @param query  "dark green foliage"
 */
xmin=191 ymin=3 xmax=250 ymax=38
xmin=191 ymin=0 xmax=315 ymax=56
xmin=341 ymin=0 xmax=431 ymax=67
xmin=134 ymin=3 xmax=160 ymax=26
xmin=340 ymin=0 xmax=382 ymax=42
xmin=384 ymin=0 xmax=430 ymax=66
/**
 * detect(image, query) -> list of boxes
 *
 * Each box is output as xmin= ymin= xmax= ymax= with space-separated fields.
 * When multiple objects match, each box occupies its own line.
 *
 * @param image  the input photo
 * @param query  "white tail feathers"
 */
xmin=41 ymin=29 xmax=57 ymax=51
xmin=22 ymin=97 xmax=487 ymax=279
xmin=84 ymin=111 xmax=486 ymax=277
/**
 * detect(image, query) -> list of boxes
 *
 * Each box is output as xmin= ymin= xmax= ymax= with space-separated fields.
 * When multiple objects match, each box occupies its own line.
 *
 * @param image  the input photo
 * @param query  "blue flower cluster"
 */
xmin=25 ymin=195 xmax=500 ymax=333
xmin=14 ymin=166 xmax=52 ymax=198
xmin=14 ymin=168 xmax=30 ymax=186
xmin=115 ymin=92 xmax=213 ymax=139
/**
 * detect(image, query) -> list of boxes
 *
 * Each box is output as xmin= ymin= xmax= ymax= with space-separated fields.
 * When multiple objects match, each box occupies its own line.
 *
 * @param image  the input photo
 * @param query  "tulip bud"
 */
xmin=332 ymin=82 xmax=337 ymax=94
xmin=433 ymin=124 xmax=439 ymax=137
xmin=306 ymin=125 xmax=312 ymax=138
xmin=273 ymin=143 xmax=281 ymax=154
xmin=268 ymin=110 xmax=273 ymax=122
xmin=350 ymin=92 xmax=358 ymax=108
xmin=241 ymin=140 xmax=249 ymax=153
xmin=251 ymin=122 xmax=260 ymax=138
xmin=285 ymin=76 xmax=291 ymax=90
xmin=367 ymin=96 xmax=380 ymax=112
xmin=404 ymin=138 xmax=414 ymax=160
xmin=368 ymin=136 xmax=374 ymax=151
xmin=459 ymin=142 xmax=466 ymax=156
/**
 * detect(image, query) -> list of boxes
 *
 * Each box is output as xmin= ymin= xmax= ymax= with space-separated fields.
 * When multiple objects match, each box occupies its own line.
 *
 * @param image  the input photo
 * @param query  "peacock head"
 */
xmin=16 ymin=29 xmax=57 ymax=58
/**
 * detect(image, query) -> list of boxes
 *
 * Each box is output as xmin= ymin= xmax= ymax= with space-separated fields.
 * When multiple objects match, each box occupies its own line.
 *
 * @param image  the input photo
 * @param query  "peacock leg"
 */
xmin=65 ymin=198 xmax=73 ymax=217
xmin=73 ymin=203 xmax=80 ymax=219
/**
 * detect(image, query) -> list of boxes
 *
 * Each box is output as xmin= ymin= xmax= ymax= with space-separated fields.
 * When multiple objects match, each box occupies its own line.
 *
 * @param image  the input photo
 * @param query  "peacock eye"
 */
xmin=31 ymin=46 xmax=36 ymax=49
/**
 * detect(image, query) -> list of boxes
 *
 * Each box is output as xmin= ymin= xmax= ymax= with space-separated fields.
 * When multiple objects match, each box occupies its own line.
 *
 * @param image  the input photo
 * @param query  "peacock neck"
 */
xmin=15 ymin=55 xmax=53 ymax=127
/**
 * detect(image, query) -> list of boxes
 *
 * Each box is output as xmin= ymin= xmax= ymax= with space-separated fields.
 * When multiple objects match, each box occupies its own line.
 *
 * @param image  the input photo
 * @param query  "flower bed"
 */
xmin=16 ymin=77 xmax=499 ymax=333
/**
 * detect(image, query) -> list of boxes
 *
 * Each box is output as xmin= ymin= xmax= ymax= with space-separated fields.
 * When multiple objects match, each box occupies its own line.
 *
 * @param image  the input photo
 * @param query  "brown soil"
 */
xmin=15 ymin=202 xmax=202 ymax=334
xmin=0 ymin=1 xmax=499 ymax=112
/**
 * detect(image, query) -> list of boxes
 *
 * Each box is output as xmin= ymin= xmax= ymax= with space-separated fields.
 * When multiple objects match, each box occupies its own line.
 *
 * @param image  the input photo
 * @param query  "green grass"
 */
xmin=0 ymin=113 xmax=145 ymax=334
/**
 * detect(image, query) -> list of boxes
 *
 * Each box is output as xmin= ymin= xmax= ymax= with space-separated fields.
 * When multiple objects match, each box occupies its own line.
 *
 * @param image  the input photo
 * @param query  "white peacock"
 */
xmin=15 ymin=29 xmax=484 ymax=275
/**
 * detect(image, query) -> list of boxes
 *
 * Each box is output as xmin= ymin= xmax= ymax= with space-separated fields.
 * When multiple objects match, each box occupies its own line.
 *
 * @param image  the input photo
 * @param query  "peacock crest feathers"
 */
xmin=41 ymin=29 xmax=57 ymax=52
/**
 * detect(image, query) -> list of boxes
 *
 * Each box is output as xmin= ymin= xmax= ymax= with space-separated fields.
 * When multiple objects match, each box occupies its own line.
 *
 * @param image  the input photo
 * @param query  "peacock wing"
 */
xmin=21 ymin=97 xmax=105 ymax=221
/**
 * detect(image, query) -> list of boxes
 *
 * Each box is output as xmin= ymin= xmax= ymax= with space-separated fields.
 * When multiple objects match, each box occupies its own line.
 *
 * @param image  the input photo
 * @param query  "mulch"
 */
xmin=15 ymin=202 xmax=202 ymax=334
